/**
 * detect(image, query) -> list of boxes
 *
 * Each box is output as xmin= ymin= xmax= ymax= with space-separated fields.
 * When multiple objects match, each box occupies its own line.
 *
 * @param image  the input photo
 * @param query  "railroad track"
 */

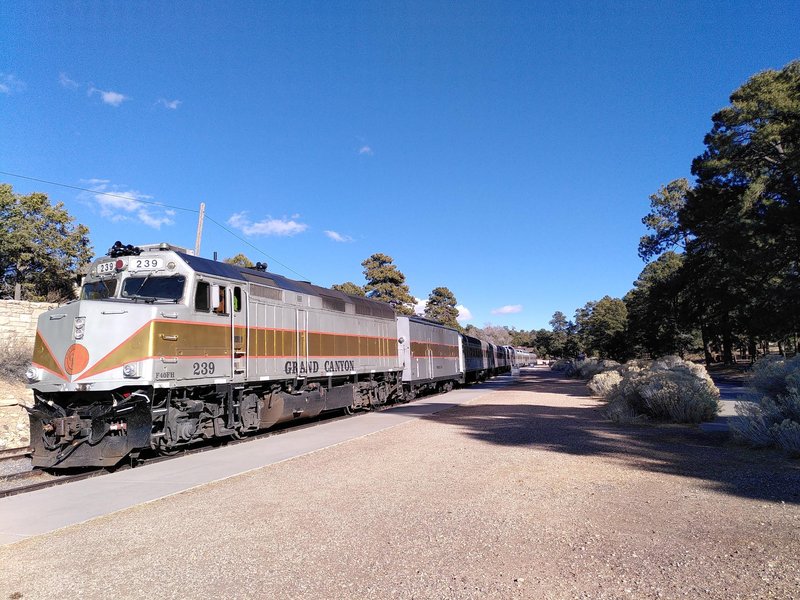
xmin=0 ymin=446 xmax=31 ymax=461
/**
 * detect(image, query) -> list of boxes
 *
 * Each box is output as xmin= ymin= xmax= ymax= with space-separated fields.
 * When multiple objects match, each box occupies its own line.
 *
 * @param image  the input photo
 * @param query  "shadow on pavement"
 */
xmin=428 ymin=368 xmax=800 ymax=504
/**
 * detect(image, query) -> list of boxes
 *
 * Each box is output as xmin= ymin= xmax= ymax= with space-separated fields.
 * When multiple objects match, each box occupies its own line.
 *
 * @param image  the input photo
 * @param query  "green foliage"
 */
xmin=547 ymin=311 xmax=574 ymax=358
xmin=532 ymin=328 xmax=553 ymax=357
xmin=361 ymin=253 xmax=415 ymax=314
xmin=628 ymin=62 xmax=800 ymax=364
xmin=509 ymin=328 xmax=536 ymax=348
xmin=223 ymin=253 xmax=255 ymax=268
xmin=0 ymin=184 xmax=93 ymax=301
xmin=424 ymin=286 xmax=460 ymax=329
xmin=549 ymin=311 xmax=569 ymax=332
xmin=575 ymin=296 xmax=628 ymax=360
xmin=625 ymin=252 xmax=699 ymax=358
xmin=686 ymin=61 xmax=800 ymax=360
xmin=638 ymin=179 xmax=691 ymax=261
xmin=331 ymin=281 xmax=366 ymax=297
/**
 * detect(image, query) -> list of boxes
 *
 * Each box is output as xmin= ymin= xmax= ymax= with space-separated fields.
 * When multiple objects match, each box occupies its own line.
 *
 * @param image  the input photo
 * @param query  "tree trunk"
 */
xmin=721 ymin=312 xmax=734 ymax=365
xmin=701 ymin=323 xmax=713 ymax=366
xmin=748 ymin=337 xmax=757 ymax=363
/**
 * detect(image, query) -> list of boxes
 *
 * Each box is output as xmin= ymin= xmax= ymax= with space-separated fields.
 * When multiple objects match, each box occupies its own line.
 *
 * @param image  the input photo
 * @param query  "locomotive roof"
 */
xmin=176 ymin=252 xmax=394 ymax=318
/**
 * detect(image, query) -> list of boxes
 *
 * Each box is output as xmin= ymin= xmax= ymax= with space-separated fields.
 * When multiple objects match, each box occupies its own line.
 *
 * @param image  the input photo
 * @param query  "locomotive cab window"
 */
xmin=195 ymin=281 xmax=210 ymax=312
xmin=121 ymin=275 xmax=185 ymax=302
xmin=81 ymin=278 xmax=118 ymax=300
xmin=233 ymin=287 xmax=242 ymax=312
xmin=213 ymin=285 xmax=228 ymax=315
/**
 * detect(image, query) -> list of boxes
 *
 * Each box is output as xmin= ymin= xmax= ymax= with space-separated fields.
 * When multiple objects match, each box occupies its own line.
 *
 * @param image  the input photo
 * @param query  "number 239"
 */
xmin=192 ymin=361 xmax=215 ymax=375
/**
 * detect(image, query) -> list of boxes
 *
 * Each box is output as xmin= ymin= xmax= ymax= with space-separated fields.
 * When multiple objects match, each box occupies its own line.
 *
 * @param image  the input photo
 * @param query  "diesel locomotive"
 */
xmin=26 ymin=242 xmax=534 ymax=469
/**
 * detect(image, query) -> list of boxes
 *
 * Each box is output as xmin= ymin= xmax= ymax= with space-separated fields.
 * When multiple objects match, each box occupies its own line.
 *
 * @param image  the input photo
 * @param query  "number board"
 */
xmin=96 ymin=262 xmax=116 ymax=274
xmin=129 ymin=257 xmax=163 ymax=271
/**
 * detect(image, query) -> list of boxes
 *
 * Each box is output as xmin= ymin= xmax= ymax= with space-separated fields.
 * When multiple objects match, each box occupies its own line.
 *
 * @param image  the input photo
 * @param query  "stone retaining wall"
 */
xmin=0 ymin=300 xmax=57 ymax=349
xmin=0 ymin=301 xmax=57 ymax=448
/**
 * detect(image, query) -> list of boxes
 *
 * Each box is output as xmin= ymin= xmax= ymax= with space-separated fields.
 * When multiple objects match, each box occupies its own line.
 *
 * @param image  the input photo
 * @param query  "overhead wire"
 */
xmin=0 ymin=169 xmax=307 ymax=279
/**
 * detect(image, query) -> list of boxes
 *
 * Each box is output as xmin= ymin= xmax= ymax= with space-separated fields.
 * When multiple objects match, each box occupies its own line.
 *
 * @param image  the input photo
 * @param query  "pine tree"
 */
xmin=424 ymin=287 xmax=460 ymax=329
xmin=361 ymin=253 xmax=415 ymax=315
xmin=224 ymin=253 xmax=254 ymax=268
xmin=331 ymin=281 xmax=365 ymax=297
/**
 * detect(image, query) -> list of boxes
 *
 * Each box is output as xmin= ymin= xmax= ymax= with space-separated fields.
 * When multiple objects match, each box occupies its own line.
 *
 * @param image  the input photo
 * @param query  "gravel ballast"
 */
xmin=1 ymin=368 xmax=799 ymax=599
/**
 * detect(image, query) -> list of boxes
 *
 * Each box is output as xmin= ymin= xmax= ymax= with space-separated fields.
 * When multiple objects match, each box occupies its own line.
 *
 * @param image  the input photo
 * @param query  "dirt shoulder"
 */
xmin=0 ymin=378 xmax=31 ymax=449
xmin=1 ymin=368 xmax=798 ymax=599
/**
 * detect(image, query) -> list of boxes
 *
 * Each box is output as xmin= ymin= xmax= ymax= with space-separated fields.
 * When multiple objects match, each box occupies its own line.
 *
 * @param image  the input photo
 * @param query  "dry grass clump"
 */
xmin=0 ymin=336 xmax=32 ymax=384
xmin=602 ymin=355 xmax=720 ymax=424
xmin=732 ymin=355 xmax=800 ymax=456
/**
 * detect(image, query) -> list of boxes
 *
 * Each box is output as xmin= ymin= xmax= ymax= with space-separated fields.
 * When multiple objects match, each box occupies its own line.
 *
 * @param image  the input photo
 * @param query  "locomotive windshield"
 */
xmin=121 ymin=275 xmax=186 ymax=302
xmin=81 ymin=278 xmax=118 ymax=300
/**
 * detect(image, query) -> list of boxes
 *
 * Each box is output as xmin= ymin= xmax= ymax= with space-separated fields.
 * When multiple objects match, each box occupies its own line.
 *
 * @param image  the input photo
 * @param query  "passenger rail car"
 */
xmin=26 ymin=242 xmax=534 ymax=469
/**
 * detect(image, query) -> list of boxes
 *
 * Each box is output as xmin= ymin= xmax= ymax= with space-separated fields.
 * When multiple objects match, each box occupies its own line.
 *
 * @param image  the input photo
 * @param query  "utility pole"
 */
xmin=194 ymin=202 xmax=205 ymax=256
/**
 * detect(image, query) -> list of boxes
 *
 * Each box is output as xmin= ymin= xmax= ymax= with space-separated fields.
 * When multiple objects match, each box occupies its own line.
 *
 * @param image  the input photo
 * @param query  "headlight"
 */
xmin=122 ymin=363 xmax=139 ymax=378
xmin=73 ymin=317 xmax=86 ymax=339
xmin=25 ymin=365 xmax=42 ymax=383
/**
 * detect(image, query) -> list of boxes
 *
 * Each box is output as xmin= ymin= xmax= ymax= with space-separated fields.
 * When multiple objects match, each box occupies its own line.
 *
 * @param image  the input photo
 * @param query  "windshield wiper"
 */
xmin=133 ymin=272 xmax=153 ymax=296
xmin=125 ymin=294 xmax=157 ymax=304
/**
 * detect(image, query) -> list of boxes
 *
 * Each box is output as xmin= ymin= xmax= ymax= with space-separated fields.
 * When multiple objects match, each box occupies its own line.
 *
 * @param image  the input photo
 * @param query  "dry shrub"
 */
xmin=576 ymin=359 xmax=620 ymax=380
xmin=638 ymin=370 xmax=720 ymax=423
xmin=0 ymin=336 xmax=32 ymax=383
xmin=553 ymin=358 xmax=621 ymax=381
xmin=747 ymin=355 xmax=800 ymax=397
xmin=587 ymin=370 xmax=622 ymax=397
xmin=733 ymin=355 xmax=800 ymax=456
xmin=605 ymin=355 xmax=720 ymax=424
xmin=550 ymin=359 xmax=577 ymax=376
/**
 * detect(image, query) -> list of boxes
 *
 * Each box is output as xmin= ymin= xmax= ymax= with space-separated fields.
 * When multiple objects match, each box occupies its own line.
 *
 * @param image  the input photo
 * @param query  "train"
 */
xmin=25 ymin=242 xmax=535 ymax=469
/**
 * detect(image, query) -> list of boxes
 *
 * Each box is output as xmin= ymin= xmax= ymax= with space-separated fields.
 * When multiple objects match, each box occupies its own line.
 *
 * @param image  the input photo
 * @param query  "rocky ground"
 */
xmin=0 ymin=379 xmax=31 ymax=450
xmin=1 ymin=368 xmax=798 ymax=599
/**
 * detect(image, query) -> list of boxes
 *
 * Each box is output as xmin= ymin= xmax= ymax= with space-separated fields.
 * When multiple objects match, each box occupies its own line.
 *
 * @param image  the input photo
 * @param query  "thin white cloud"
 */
xmin=491 ymin=304 xmax=523 ymax=315
xmin=59 ymin=72 xmax=80 ymax=89
xmin=324 ymin=230 xmax=353 ymax=243
xmin=456 ymin=305 xmax=473 ymax=322
xmin=358 ymin=145 xmax=373 ymax=156
xmin=79 ymin=179 xmax=174 ymax=229
xmin=157 ymin=98 xmax=182 ymax=109
xmin=0 ymin=73 xmax=26 ymax=94
xmin=227 ymin=212 xmax=308 ymax=237
xmin=413 ymin=297 xmax=426 ymax=316
xmin=88 ymin=86 xmax=129 ymax=106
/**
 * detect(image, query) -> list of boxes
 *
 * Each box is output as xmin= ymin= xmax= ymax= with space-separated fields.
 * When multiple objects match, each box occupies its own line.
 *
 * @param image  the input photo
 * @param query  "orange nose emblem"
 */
xmin=64 ymin=344 xmax=90 ymax=375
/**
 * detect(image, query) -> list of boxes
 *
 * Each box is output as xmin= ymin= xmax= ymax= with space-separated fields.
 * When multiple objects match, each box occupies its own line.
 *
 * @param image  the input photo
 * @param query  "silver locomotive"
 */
xmin=26 ymin=242 xmax=534 ymax=468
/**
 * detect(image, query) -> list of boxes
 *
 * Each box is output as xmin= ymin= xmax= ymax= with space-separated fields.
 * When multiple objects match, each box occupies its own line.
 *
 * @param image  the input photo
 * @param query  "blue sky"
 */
xmin=2 ymin=1 xmax=799 ymax=329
